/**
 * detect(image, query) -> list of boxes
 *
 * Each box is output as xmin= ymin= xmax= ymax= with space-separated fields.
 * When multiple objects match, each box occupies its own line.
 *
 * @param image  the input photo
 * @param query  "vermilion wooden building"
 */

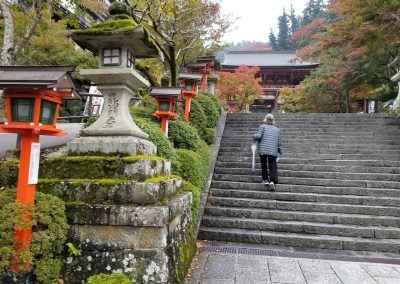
xmin=221 ymin=51 xmax=319 ymax=112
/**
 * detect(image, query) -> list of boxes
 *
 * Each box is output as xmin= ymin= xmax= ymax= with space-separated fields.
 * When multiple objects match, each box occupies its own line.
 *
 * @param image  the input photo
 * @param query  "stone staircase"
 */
xmin=199 ymin=113 xmax=400 ymax=253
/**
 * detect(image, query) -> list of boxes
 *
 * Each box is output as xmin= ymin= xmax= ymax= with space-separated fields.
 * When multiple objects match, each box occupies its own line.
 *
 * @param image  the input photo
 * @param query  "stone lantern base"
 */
xmin=67 ymin=136 xmax=156 ymax=156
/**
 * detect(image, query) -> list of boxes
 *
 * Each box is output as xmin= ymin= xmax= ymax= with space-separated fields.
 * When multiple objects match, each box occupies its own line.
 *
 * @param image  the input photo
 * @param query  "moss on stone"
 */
xmin=41 ymin=156 xmax=168 ymax=180
xmin=144 ymin=175 xmax=180 ymax=183
xmin=74 ymin=19 xmax=138 ymax=36
xmin=122 ymin=155 xmax=166 ymax=163
xmin=171 ymin=224 xmax=197 ymax=284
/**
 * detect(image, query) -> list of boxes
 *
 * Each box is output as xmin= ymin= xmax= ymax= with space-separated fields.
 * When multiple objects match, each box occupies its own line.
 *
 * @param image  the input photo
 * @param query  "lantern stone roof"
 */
xmin=221 ymin=51 xmax=319 ymax=68
xmin=0 ymin=66 xmax=75 ymax=89
xmin=72 ymin=18 xmax=159 ymax=58
xmin=186 ymin=62 xmax=208 ymax=68
xmin=178 ymin=73 xmax=203 ymax=81
xmin=151 ymin=87 xmax=181 ymax=97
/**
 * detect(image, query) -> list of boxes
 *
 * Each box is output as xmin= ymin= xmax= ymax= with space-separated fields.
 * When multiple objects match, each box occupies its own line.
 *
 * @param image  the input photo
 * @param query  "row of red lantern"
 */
xmin=151 ymin=57 xmax=215 ymax=136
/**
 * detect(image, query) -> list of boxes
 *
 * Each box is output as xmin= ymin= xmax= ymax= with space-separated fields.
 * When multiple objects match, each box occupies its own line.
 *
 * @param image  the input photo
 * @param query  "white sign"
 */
xmin=28 ymin=143 xmax=41 ymax=185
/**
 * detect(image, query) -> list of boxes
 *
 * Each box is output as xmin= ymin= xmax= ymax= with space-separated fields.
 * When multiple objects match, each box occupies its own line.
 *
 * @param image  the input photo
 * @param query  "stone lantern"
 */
xmin=68 ymin=15 xmax=159 ymax=155
xmin=389 ymin=56 xmax=400 ymax=109
xmin=150 ymin=87 xmax=181 ymax=136
xmin=179 ymin=73 xmax=202 ymax=120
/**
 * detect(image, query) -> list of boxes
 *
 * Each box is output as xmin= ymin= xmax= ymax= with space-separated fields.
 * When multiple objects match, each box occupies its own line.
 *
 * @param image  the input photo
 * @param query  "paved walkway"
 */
xmin=186 ymin=242 xmax=400 ymax=284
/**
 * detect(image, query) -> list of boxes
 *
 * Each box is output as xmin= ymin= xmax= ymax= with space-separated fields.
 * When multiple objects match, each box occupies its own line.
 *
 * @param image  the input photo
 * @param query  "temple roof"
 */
xmin=221 ymin=51 xmax=319 ymax=68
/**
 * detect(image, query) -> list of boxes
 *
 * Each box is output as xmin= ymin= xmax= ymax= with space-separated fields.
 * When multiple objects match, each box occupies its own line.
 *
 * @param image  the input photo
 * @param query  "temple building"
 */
xmin=221 ymin=50 xmax=319 ymax=111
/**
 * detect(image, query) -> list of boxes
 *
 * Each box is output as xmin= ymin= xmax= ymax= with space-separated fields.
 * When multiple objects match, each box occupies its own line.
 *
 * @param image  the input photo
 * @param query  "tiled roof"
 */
xmin=221 ymin=51 xmax=318 ymax=67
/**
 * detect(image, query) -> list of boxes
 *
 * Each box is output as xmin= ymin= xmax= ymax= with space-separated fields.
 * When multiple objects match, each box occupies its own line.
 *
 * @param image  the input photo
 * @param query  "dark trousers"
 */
xmin=260 ymin=155 xmax=278 ymax=184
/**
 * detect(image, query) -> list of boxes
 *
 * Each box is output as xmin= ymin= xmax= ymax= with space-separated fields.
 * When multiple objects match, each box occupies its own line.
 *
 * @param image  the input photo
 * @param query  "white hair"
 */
xmin=263 ymin=114 xmax=275 ymax=125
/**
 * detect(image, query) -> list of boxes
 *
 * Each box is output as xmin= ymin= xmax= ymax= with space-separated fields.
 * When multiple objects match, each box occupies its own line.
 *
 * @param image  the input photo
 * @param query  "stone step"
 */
xmin=226 ymin=128 xmax=400 ymax=134
xmin=215 ymin=161 xmax=400 ymax=174
xmin=198 ymin=227 xmax=400 ymax=252
xmin=203 ymin=206 xmax=400 ymax=227
xmin=201 ymin=216 xmax=400 ymax=239
xmin=220 ymin=141 xmax=400 ymax=150
xmin=216 ymin=152 xmax=400 ymax=161
xmin=220 ymin=137 xmax=400 ymax=145
xmin=210 ymin=181 xmax=400 ymax=198
xmin=217 ymin=156 xmax=400 ymax=167
xmin=207 ymin=196 xmax=400 ymax=217
xmin=209 ymin=188 xmax=400 ymax=207
xmin=213 ymin=174 xmax=400 ymax=189
xmin=213 ymin=168 xmax=400 ymax=182
xmin=218 ymin=146 xmax=400 ymax=156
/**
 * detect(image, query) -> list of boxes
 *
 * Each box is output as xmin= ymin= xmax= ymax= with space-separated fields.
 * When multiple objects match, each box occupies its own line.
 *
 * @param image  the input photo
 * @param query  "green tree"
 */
xmin=126 ymin=0 xmax=232 ymax=86
xmin=302 ymin=0 xmax=326 ymax=26
xmin=277 ymin=9 xmax=291 ymax=50
xmin=268 ymin=29 xmax=278 ymax=50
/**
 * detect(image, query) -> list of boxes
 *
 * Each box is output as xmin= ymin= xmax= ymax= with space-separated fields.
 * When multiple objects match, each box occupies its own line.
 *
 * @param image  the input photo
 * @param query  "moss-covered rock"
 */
xmin=40 ymin=156 xmax=170 ymax=181
xmin=37 ymin=177 xmax=181 ymax=205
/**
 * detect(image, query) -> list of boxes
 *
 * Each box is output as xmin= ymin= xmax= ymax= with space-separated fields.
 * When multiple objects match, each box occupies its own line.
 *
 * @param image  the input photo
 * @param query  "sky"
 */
xmin=219 ymin=0 xmax=309 ymax=43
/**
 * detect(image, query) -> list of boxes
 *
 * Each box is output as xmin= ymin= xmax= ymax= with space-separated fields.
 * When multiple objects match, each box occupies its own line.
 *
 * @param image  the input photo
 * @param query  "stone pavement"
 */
xmin=186 ymin=242 xmax=400 ymax=284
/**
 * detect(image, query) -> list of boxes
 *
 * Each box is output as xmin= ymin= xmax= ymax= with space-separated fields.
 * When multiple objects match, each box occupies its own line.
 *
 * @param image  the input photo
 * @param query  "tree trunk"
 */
xmin=0 ymin=0 xmax=14 ymax=65
xmin=168 ymin=45 xmax=177 ymax=87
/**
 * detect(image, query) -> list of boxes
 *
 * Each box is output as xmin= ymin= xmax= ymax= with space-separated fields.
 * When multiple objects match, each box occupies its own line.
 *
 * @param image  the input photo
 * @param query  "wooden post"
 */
xmin=185 ymin=96 xmax=191 ymax=121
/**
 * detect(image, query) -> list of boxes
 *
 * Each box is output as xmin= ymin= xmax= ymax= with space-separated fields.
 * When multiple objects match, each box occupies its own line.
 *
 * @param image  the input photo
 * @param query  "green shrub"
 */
xmin=87 ymin=273 xmax=131 ymax=284
xmin=200 ymin=91 xmax=222 ymax=115
xmin=0 ymin=189 xmax=68 ymax=283
xmin=133 ymin=117 xmax=179 ymax=169
xmin=204 ymin=128 xmax=216 ymax=145
xmin=130 ymin=95 xmax=157 ymax=119
xmin=180 ymin=181 xmax=201 ymax=222
xmin=196 ymin=140 xmax=211 ymax=180
xmin=187 ymin=99 xmax=207 ymax=139
xmin=0 ymin=159 xmax=19 ymax=188
xmin=196 ymin=93 xmax=220 ymax=128
xmin=174 ymin=140 xmax=210 ymax=188
xmin=168 ymin=120 xmax=200 ymax=151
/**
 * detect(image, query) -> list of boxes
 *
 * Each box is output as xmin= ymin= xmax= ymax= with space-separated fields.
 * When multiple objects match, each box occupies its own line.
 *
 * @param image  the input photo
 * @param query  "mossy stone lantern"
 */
xmin=150 ymin=87 xmax=181 ymax=136
xmin=0 ymin=66 xmax=74 ymax=269
xmin=178 ymin=73 xmax=202 ymax=121
xmin=68 ymin=12 xmax=160 ymax=155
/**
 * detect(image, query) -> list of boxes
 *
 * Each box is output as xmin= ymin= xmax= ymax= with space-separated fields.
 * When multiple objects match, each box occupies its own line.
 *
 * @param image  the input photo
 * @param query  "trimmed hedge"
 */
xmin=168 ymin=120 xmax=200 ymax=151
xmin=0 ymin=189 xmax=68 ymax=283
xmin=174 ymin=140 xmax=210 ymax=189
xmin=186 ymin=99 xmax=207 ymax=140
xmin=196 ymin=93 xmax=220 ymax=128
xmin=204 ymin=128 xmax=216 ymax=145
xmin=200 ymin=91 xmax=222 ymax=115
xmin=134 ymin=118 xmax=177 ymax=162
xmin=0 ymin=159 xmax=19 ymax=188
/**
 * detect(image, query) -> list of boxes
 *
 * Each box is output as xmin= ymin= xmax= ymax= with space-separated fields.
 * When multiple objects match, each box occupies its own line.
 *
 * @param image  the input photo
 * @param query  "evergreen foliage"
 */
xmin=0 ymin=189 xmax=68 ymax=283
xmin=0 ymin=159 xmax=19 ymax=188
xmin=168 ymin=120 xmax=200 ymax=151
xmin=277 ymin=9 xmax=291 ymax=50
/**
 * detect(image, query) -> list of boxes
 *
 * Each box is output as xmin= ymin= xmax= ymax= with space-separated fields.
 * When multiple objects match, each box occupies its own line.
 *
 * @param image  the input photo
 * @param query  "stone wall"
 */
xmin=39 ymin=155 xmax=195 ymax=283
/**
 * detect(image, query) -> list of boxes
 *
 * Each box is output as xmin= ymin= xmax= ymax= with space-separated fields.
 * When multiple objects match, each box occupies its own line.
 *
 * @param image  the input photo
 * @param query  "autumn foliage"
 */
xmin=216 ymin=65 xmax=263 ymax=112
xmin=291 ymin=0 xmax=400 ymax=113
